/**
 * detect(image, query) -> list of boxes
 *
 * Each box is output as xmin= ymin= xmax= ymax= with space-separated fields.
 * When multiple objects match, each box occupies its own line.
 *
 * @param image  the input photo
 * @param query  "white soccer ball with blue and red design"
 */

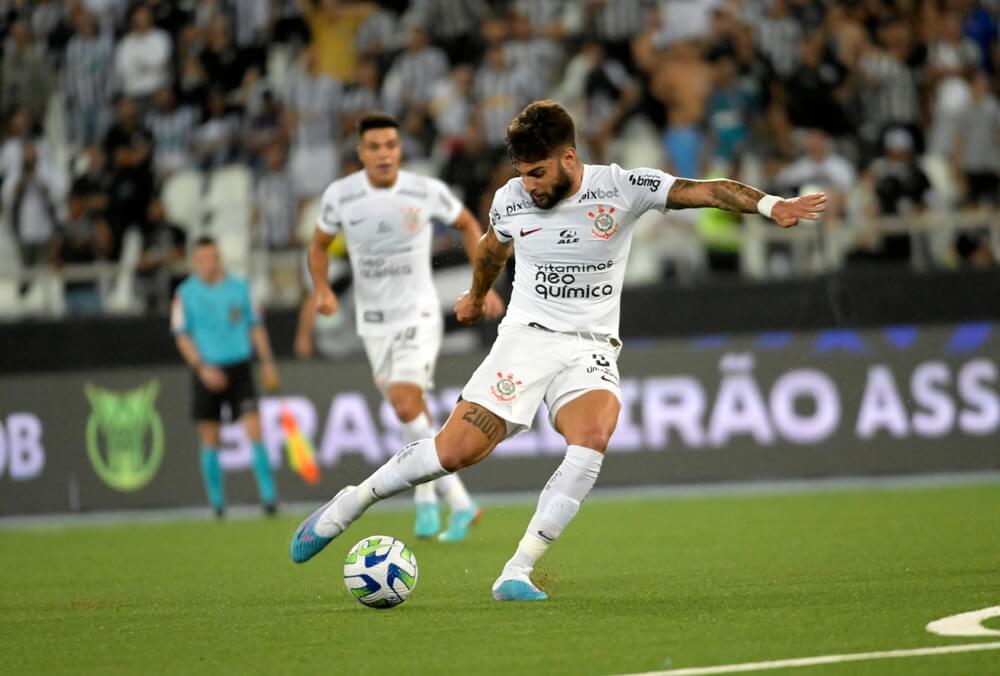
xmin=343 ymin=535 xmax=418 ymax=608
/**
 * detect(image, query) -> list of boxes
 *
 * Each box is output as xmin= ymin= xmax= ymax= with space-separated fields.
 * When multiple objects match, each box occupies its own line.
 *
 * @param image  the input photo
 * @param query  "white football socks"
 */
xmin=355 ymin=437 xmax=448 ymax=511
xmin=434 ymin=473 xmax=474 ymax=511
xmin=505 ymin=445 xmax=604 ymax=576
xmin=399 ymin=412 xmax=474 ymax=510
xmin=401 ymin=414 xmax=439 ymax=505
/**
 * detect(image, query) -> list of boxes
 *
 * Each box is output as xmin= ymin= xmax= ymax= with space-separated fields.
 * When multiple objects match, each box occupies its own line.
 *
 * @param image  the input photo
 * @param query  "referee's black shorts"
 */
xmin=191 ymin=360 xmax=258 ymax=422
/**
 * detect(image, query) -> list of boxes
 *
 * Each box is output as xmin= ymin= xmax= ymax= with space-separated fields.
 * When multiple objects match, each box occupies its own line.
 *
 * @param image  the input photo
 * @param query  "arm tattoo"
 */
xmin=461 ymin=405 xmax=503 ymax=441
xmin=665 ymin=178 xmax=766 ymax=213
xmin=470 ymin=241 xmax=509 ymax=298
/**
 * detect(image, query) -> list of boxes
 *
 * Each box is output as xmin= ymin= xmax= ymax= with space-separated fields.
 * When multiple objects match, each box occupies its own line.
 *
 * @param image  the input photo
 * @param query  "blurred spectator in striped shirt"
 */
xmin=340 ymin=57 xmax=384 ymax=139
xmin=243 ymin=90 xmax=288 ymax=172
xmin=504 ymin=10 xmax=565 ymax=101
xmin=286 ymin=46 xmax=341 ymax=198
xmin=192 ymin=89 xmax=242 ymax=171
xmin=953 ymin=72 xmax=1000 ymax=207
xmin=382 ymin=25 xmax=449 ymax=116
xmin=857 ymin=17 xmax=921 ymax=154
xmin=63 ymin=7 xmax=114 ymax=147
xmin=927 ymin=11 xmax=982 ymax=154
xmin=586 ymin=0 xmax=654 ymax=73
xmin=474 ymin=41 xmax=533 ymax=153
xmin=406 ymin=0 xmax=487 ymax=65
xmin=1 ymin=20 xmax=56 ymax=121
xmin=430 ymin=65 xmax=475 ymax=150
xmin=756 ymin=0 xmax=801 ymax=79
xmin=254 ymin=142 xmax=299 ymax=250
xmin=147 ymin=87 xmax=197 ymax=180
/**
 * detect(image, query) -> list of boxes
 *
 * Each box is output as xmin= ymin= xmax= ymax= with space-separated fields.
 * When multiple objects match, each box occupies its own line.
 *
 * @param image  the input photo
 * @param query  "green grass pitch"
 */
xmin=1 ymin=483 xmax=998 ymax=675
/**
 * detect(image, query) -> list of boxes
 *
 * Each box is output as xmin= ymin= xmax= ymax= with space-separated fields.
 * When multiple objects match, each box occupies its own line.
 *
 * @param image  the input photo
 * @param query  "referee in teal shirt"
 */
xmin=172 ymin=237 xmax=279 ymax=517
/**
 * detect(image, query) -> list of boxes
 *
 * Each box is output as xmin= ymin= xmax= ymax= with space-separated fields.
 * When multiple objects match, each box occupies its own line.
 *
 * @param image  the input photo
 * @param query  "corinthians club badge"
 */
xmin=588 ymin=205 xmax=620 ymax=240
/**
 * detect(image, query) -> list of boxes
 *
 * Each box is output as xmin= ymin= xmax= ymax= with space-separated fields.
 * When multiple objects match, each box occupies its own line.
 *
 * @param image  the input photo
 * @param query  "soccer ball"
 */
xmin=343 ymin=535 xmax=418 ymax=609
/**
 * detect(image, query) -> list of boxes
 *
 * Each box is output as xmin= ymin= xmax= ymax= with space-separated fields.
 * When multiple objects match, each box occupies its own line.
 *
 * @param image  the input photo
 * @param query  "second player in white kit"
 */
xmin=306 ymin=113 xmax=503 ymax=542
xmin=291 ymin=101 xmax=827 ymax=601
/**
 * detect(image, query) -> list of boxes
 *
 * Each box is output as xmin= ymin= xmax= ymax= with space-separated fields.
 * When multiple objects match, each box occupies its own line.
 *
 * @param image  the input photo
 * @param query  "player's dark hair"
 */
xmin=194 ymin=236 xmax=217 ymax=248
xmin=505 ymin=100 xmax=576 ymax=164
xmin=358 ymin=112 xmax=400 ymax=136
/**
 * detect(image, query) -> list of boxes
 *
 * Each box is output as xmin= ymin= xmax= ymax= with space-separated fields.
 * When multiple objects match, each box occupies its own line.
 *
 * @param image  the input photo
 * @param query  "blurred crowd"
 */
xmin=1 ymin=0 xmax=999 ymax=316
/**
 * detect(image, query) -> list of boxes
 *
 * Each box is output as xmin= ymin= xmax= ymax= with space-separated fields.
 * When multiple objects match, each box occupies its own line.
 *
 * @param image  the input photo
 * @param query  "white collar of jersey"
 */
xmin=364 ymin=171 xmax=401 ymax=193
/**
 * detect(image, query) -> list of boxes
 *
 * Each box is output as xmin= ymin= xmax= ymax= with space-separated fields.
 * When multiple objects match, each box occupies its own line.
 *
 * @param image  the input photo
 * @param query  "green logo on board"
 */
xmin=84 ymin=381 xmax=165 ymax=492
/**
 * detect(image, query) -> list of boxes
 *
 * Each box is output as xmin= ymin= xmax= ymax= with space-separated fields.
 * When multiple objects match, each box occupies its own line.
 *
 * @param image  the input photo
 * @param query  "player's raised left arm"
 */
xmin=453 ymin=208 xmax=505 ymax=319
xmin=665 ymin=178 xmax=827 ymax=228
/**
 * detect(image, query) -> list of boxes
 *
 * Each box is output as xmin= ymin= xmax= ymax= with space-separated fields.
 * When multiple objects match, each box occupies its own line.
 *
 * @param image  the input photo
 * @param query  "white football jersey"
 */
xmin=490 ymin=163 xmax=676 ymax=336
xmin=317 ymin=169 xmax=464 ymax=336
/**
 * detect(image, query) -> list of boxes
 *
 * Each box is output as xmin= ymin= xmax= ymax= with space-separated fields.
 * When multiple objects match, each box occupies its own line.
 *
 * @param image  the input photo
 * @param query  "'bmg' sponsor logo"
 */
xmin=85 ymin=381 xmax=164 ymax=492
xmin=628 ymin=173 xmax=661 ymax=192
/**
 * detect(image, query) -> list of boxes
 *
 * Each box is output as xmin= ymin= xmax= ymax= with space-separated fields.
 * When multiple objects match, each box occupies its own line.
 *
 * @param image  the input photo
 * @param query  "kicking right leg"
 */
xmin=289 ymin=401 xmax=505 ymax=563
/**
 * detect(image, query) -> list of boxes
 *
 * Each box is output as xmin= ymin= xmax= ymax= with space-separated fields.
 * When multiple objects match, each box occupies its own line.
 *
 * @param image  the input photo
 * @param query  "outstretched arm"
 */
xmin=455 ymin=227 xmax=513 ymax=326
xmin=665 ymin=178 xmax=827 ymax=228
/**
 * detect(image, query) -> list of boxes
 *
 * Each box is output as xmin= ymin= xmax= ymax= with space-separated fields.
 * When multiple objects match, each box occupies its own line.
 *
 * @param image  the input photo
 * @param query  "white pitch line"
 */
xmin=927 ymin=606 xmax=1000 ymax=637
xmin=617 ymin=641 xmax=1000 ymax=676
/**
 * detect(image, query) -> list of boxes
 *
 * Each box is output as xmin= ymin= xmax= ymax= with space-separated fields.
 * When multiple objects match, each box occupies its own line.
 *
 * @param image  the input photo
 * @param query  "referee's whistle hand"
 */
xmin=315 ymin=287 xmax=339 ymax=316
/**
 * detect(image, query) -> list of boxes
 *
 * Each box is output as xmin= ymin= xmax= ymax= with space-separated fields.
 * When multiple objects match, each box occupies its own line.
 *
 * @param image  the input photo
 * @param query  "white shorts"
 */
xmin=361 ymin=317 xmax=443 ymax=393
xmin=461 ymin=323 xmax=623 ymax=438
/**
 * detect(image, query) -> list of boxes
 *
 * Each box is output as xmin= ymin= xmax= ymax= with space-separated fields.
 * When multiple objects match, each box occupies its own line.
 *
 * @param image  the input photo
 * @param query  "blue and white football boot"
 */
xmin=289 ymin=486 xmax=356 ymax=563
xmin=491 ymin=570 xmax=549 ymax=601
xmin=438 ymin=504 xmax=482 ymax=543
xmin=414 ymin=502 xmax=441 ymax=539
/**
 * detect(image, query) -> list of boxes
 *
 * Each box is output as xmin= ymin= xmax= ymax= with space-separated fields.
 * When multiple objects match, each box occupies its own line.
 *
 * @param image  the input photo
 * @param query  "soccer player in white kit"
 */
xmin=305 ymin=112 xmax=504 ymax=542
xmin=291 ymin=101 xmax=827 ymax=600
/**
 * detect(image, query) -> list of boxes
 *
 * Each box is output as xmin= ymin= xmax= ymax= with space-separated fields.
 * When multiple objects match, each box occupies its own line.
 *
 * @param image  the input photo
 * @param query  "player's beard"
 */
xmin=531 ymin=164 xmax=573 ymax=210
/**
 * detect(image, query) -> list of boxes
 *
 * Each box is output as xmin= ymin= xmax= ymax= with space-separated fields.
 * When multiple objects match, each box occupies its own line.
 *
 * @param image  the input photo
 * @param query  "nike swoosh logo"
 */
xmin=536 ymin=530 xmax=554 ymax=543
xmin=520 ymin=227 xmax=543 ymax=237
xmin=601 ymin=375 xmax=619 ymax=385
xmin=349 ymin=218 xmax=364 ymax=225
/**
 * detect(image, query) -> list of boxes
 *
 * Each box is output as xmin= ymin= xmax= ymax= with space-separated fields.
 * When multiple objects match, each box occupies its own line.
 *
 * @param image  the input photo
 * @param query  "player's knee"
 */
xmin=433 ymin=434 xmax=487 ymax=472
xmin=243 ymin=414 xmax=262 ymax=440
xmin=198 ymin=423 xmax=221 ymax=446
xmin=387 ymin=390 xmax=423 ymax=422
xmin=434 ymin=442 xmax=469 ymax=472
xmin=571 ymin=426 xmax=613 ymax=453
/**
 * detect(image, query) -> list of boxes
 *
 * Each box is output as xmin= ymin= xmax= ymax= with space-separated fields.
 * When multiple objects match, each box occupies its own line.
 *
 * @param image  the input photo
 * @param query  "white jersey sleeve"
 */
xmin=316 ymin=182 xmax=341 ymax=236
xmin=427 ymin=177 xmax=464 ymax=225
xmin=487 ymin=182 xmax=515 ymax=243
xmin=616 ymin=165 xmax=677 ymax=215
